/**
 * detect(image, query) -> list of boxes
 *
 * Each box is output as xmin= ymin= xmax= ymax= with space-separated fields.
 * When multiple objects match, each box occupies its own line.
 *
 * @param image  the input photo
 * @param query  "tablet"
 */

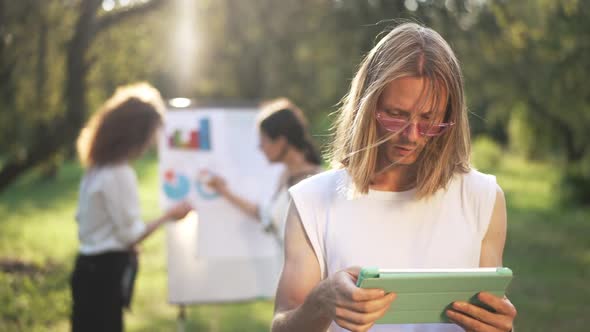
xmin=356 ymin=267 xmax=513 ymax=324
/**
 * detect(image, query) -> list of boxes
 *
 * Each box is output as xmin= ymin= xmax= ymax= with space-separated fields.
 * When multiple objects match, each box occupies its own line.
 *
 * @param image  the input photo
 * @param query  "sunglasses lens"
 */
xmin=381 ymin=119 xmax=406 ymax=132
xmin=377 ymin=112 xmax=451 ymax=136
xmin=419 ymin=124 xmax=443 ymax=136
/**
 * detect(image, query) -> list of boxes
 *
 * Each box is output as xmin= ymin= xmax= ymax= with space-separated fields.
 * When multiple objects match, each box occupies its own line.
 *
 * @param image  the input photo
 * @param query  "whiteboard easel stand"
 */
xmin=177 ymin=305 xmax=186 ymax=332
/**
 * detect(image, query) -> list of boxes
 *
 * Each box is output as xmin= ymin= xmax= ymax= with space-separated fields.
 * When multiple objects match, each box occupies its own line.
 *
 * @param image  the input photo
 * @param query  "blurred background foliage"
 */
xmin=1 ymin=0 xmax=589 ymax=203
xmin=1 ymin=1 xmax=589 ymax=331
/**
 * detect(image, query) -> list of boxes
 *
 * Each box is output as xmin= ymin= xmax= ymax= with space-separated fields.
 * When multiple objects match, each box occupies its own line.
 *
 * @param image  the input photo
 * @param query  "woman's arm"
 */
xmin=207 ymin=175 xmax=259 ymax=219
xmin=129 ymin=201 xmax=192 ymax=247
xmin=104 ymin=165 xmax=192 ymax=247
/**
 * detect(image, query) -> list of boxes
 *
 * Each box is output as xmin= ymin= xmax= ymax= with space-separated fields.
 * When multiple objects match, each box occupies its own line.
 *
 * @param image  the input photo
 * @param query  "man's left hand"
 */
xmin=446 ymin=292 xmax=517 ymax=332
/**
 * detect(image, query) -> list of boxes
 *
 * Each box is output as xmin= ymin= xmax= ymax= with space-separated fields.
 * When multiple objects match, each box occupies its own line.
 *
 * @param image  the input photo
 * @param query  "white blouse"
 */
xmin=259 ymin=184 xmax=291 ymax=245
xmin=260 ymin=168 xmax=323 ymax=246
xmin=75 ymin=163 xmax=146 ymax=255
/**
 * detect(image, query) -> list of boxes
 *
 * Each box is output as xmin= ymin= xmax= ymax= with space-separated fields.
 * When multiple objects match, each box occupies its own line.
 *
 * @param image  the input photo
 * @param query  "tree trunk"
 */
xmin=0 ymin=0 xmax=166 ymax=191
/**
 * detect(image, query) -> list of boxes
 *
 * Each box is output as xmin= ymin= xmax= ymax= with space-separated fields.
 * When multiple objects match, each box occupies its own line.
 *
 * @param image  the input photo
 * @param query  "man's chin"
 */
xmin=382 ymin=156 xmax=417 ymax=167
xmin=391 ymin=152 xmax=417 ymax=165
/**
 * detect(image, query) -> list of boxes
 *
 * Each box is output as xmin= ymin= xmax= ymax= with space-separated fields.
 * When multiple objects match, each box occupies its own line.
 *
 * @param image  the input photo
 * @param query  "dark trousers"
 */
xmin=70 ymin=251 xmax=131 ymax=332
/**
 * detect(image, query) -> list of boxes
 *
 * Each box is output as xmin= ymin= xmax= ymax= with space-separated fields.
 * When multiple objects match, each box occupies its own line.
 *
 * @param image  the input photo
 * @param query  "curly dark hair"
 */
xmin=77 ymin=83 xmax=165 ymax=167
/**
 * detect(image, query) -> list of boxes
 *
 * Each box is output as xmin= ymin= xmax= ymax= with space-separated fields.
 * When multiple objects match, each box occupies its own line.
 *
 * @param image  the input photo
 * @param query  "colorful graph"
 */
xmin=195 ymin=170 xmax=220 ymax=200
xmin=195 ymin=181 xmax=220 ymax=200
xmin=163 ymin=169 xmax=190 ymax=200
xmin=168 ymin=118 xmax=212 ymax=151
xmin=163 ymin=169 xmax=220 ymax=201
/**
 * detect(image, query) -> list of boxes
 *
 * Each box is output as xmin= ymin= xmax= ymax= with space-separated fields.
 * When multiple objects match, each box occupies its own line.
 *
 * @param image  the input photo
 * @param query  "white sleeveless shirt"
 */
xmin=289 ymin=168 xmax=498 ymax=332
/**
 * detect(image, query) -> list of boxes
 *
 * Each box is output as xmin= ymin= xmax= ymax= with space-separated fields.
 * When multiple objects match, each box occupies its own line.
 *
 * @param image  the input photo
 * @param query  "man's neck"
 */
xmin=369 ymin=164 xmax=417 ymax=192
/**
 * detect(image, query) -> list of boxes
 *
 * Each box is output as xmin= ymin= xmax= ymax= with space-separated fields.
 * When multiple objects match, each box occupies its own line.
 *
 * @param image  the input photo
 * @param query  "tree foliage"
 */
xmin=0 ymin=0 xmax=166 ymax=190
xmin=0 ymin=0 xmax=588 ymax=198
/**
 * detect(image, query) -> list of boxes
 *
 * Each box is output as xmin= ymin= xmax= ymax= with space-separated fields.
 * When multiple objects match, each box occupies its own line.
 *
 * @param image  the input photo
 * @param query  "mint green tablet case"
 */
xmin=356 ymin=267 xmax=513 ymax=324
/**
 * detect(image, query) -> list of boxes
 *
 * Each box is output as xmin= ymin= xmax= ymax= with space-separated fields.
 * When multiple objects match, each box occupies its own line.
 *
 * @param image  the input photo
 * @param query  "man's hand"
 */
xmin=318 ymin=267 xmax=396 ymax=332
xmin=446 ymin=292 xmax=517 ymax=332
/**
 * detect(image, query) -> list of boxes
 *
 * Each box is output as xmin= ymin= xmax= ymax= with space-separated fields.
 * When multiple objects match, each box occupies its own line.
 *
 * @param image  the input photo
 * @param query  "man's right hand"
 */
xmin=317 ymin=267 xmax=396 ymax=332
xmin=272 ymin=203 xmax=396 ymax=332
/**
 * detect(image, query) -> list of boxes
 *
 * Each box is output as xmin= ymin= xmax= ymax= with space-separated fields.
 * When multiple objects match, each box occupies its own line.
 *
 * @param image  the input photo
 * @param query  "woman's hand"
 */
xmin=165 ymin=201 xmax=193 ymax=221
xmin=206 ymin=175 xmax=228 ymax=195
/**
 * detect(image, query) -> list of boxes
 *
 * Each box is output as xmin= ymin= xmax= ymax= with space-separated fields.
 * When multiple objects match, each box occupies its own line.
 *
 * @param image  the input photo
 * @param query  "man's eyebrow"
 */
xmin=380 ymin=104 xmax=411 ymax=112
xmin=383 ymin=106 xmax=436 ymax=117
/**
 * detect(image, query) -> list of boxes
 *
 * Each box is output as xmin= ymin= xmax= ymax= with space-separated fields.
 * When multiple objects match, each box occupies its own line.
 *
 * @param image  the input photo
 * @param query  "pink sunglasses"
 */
xmin=376 ymin=111 xmax=454 ymax=137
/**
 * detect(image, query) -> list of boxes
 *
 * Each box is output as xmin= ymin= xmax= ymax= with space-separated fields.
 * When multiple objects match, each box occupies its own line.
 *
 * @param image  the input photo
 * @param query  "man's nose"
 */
xmin=402 ymin=122 xmax=420 ymax=142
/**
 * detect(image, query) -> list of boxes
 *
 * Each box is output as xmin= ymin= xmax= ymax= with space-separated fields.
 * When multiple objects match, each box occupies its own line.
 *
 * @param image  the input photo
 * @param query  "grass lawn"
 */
xmin=0 ymin=150 xmax=588 ymax=331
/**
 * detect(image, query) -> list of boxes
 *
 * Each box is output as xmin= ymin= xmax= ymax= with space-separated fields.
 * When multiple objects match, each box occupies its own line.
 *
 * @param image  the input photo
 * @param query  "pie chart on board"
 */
xmin=195 ymin=170 xmax=220 ymax=200
xmin=163 ymin=169 xmax=190 ymax=200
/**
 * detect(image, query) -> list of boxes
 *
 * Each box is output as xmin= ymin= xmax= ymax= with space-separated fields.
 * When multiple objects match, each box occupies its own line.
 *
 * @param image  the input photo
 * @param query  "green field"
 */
xmin=1 ymin=150 xmax=588 ymax=331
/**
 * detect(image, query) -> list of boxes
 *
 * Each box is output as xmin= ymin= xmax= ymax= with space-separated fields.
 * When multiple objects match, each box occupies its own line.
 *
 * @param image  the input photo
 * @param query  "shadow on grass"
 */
xmin=0 ymin=259 xmax=72 ymax=331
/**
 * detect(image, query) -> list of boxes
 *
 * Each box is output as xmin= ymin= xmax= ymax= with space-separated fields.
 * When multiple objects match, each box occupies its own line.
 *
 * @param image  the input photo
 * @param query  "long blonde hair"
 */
xmin=329 ymin=22 xmax=471 ymax=198
xmin=77 ymin=82 xmax=165 ymax=168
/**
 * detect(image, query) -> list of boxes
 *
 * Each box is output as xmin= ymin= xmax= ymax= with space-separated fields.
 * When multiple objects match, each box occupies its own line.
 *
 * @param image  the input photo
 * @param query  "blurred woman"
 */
xmin=71 ymin=83 xmax=192 ymax=332
xmin=207 ymin=98 xmax=322 ymax=244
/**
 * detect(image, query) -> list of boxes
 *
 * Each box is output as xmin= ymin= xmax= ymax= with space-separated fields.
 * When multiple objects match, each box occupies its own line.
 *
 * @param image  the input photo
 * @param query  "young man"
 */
xmin=271 ymin=23 xmax=517 ymax=332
